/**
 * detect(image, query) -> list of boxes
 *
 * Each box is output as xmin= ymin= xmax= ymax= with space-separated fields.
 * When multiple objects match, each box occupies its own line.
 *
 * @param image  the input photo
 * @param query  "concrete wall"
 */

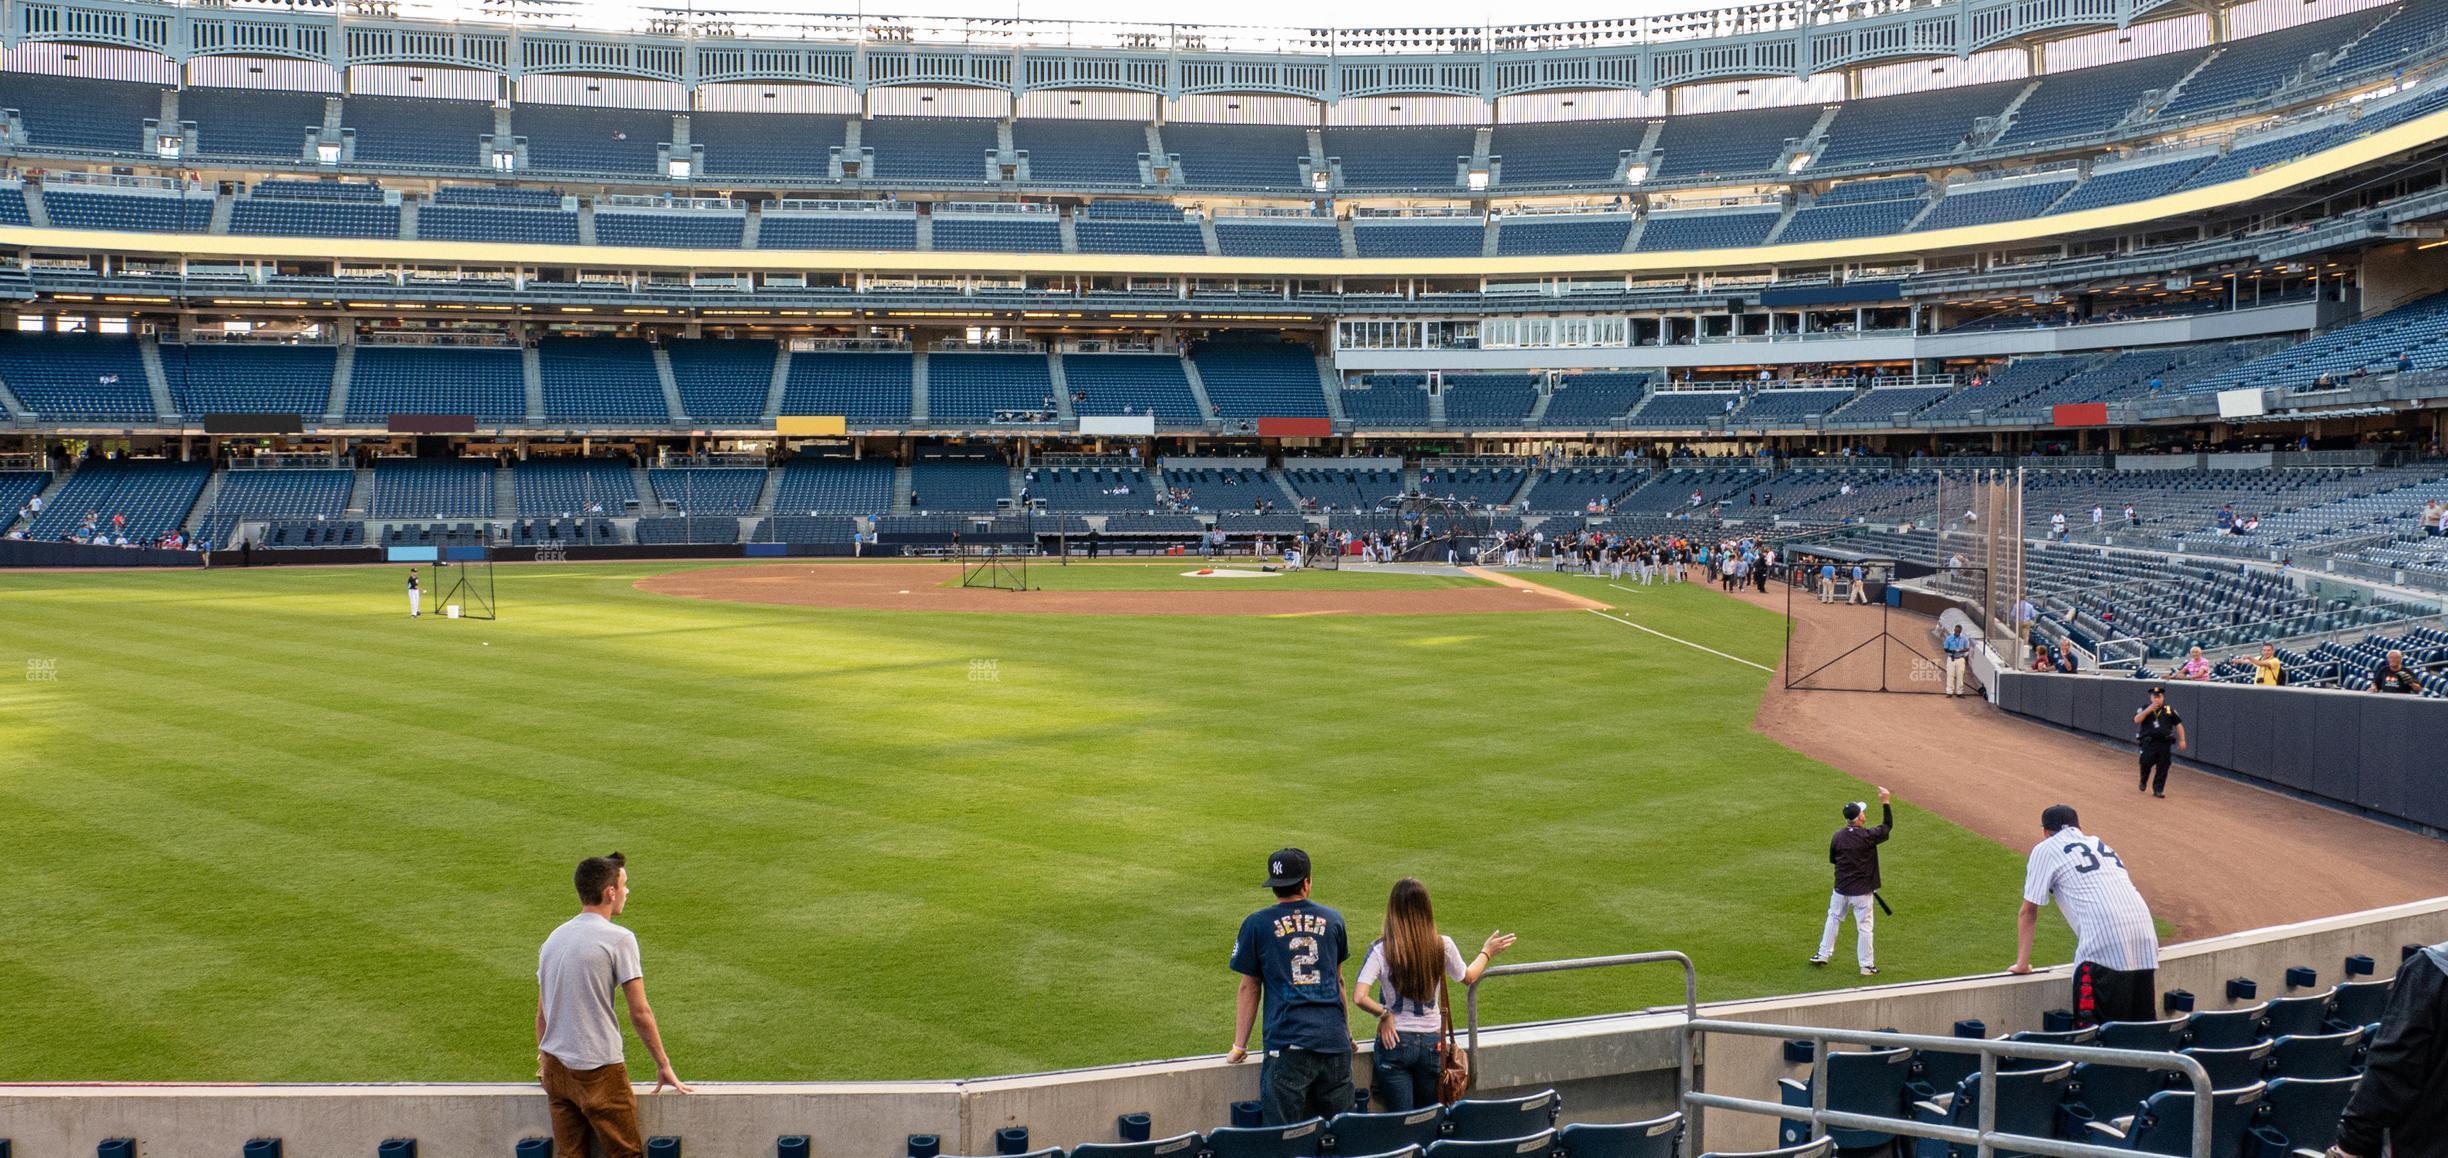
xmin=5 ymin=898 xmax=2444 ymax=1158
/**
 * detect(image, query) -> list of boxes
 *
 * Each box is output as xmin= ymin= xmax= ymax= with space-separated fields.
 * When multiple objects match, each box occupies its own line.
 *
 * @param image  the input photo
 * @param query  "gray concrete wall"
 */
xmin=5 ymin=898 xmax=2443 ymax=1158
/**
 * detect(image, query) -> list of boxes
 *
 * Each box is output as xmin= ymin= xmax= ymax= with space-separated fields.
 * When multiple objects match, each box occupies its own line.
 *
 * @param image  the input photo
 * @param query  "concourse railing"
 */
xmin=1462 ymin=952 xmax=1700 ymax=1145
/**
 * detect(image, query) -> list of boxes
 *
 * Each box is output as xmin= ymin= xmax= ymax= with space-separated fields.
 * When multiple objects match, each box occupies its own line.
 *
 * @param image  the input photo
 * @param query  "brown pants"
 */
xmin=543 ymin=1053 xmax=642 ymax=1158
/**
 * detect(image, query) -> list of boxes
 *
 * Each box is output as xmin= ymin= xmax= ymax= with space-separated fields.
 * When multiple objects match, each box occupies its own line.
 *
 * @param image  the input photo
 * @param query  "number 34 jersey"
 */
xmin=1231 ymin=899 xmax=1353 ymax=1053
xmin=2025 ymin=826 xmax=2159 ymax=971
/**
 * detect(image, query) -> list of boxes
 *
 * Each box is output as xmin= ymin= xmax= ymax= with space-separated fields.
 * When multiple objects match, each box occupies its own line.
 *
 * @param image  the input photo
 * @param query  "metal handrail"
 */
xmin=1683 ymin=1019 xmax=2216 ymax=1158
xmin=1463 ymin=952 xmax=1700 ymax=1146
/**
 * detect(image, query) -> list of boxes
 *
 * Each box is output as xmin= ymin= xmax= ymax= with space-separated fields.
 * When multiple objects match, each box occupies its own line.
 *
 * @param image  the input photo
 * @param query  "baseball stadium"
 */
xmin=2 ymin=0 xmax=2447 ymax=1153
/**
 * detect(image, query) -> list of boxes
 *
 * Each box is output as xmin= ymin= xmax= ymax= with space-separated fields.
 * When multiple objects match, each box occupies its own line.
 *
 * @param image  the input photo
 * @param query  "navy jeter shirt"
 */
xmin=1231 ymin=898 xmax=1352 ymax=1054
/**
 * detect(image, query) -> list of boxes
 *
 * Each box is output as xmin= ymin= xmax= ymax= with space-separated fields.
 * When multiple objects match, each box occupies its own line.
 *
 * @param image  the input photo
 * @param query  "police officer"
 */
xmin=2134 ymin=686 xmax=2185 ymax=797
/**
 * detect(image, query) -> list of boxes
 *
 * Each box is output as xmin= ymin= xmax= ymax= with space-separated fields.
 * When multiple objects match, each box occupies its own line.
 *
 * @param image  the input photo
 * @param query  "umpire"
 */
xmin=1810 ymin=787 xmax=1892 ymax=976
xmin=2134 ymin=686 xmax=2186 ymax=798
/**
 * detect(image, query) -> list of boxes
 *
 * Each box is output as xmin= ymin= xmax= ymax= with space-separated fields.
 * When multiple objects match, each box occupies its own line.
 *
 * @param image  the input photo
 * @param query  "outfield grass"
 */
xmin=938 ymin=560 xmax=1491 ymax=591
xmin=0 ymin=562 xmax=2071 ymax=1083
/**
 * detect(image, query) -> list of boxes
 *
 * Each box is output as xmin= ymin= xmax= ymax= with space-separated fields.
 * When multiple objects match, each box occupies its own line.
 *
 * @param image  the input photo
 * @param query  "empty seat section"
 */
xmin=200 ymin=469 xmax=352 ymax=546
xmin=345 ymin=346 xmax=527 ymax=423
xmin=1998 ymin=51 xmax=2207 ymax=146
xmin=341 ymin=96 xmax=492 ymax=167
xmin=1214 ymin=218 xmax=1343 ymax=258
xmin=757 ymin=211 xmax=917 ymax=250
xmin=1063 ymin=354 xmax=1202 ymax=423
xmin=862 ymin=117 xmax=997 ymax=184
xmin=930 ymin=212 xmax=1062 ymax=253
xmin=2330 ymin=0 xmax=2448 ymax=76
xmin=229 ymin=187 xmax=400 ymax=239
xmin=1497 ymin=215 xmax=1632 ymax=255
xmin=1444 ymin=375 xmax=1539 ymax=427
xmin=184 ymin=86 xmax=327 ymax=160
xmin=1075 ymin=203 xmax=1206 ymax=255
xmin=926 ymin=353 xmax=1054 ymax=421
xmin=42 ymin=188 xmax=214 ymax=232
xmin=1542 ymin=372 xmax=1650 ymax=426
xmin=160 ymin=342 xmax=335 ymax=416
xmin=1012 ymin=119 xmax=1147 ymax=185
xmin=1736 ymin=388 xmax=1855 ymax=424
xmin=1778 ymin=198 xmax=1924 ymax=243
xmin=417 ymin=198 xmax=580 ymax=244
xmin=1813 ymin=82 xmax=2019 ymax=167
xmin=593 ymin=209 xmax=744 ymax=248
xmin=691 ymin=112 xmax=847 ymax=179
xmin=780 ymin=352 xmax=913 ymax=423
xmin=1340 ymin=377 xmax=1432 ymax=426
xmin=1165 ymin=122 xmax=1311 ymax=189
xmin=908 ymin=456 xmax=1012 ymax=510
xmin=1916 ymin=179 xmax=2076 ymax=230
xmin=513 ymin=103 xmax=667 ymax=174
xmin=0 ymin=332 xmax=156 ymax=420
xmin=512 ymin=459 xmax=638 ymax=515
xmin=1189 ymin=340 xmax=1329 ymax=418
xmin=1650 ymin=106 xmax=1817 ymax=179
xmin=2179 ymin=126 xmax=2344 ymax=189
xmin=1028 ymin=467 xmax=1155 ymax=511
xmin=648 ymin=468 xmax=764 ymax=512
xmin=537 ymin=338 xmax=670 ymax=423
xmin=0 ymin=185 xmax=29 ymax=226
xmin=1323 ymin=127 xmax=1473 ymax=190
xmin=1635 ymin=390 xmax=1741 ymax=426
xmin=1490 ymin=119 xmax=1644 ymax=187
xmin=2047 ymin=156 xmax=2211 ymax=214
xmin=0 ymin=73 xmax=160 ymax=152
xmin=2161 ymin=10 xmax=2386 ymax=118
xmin=772 ymin=457 xmax=893 ymax=513
xmin=367 ymin=458 xmax=494 ymax=518
xmin=1285 ymin=467 xmax=1403 ymax=510
xmin=24 ymin=461 xmax=208 ymax=541
xmin=1636 ymin=208 xmax=1780 ymax=251
xmin=1416 ymin=465 xmax=1529 ymax=505
xmin=635 ymin=516 xmax=742 ymax=544
xmin=666 ymin=338 xmax=778 ymax=423
xmin=1353 ymin=219 xmax=1485 ymax=257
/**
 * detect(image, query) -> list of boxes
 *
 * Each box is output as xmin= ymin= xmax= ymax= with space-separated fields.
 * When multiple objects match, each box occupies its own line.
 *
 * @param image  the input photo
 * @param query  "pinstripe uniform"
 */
xmin=2025 ymin=825 xmax=2159 ymax=1025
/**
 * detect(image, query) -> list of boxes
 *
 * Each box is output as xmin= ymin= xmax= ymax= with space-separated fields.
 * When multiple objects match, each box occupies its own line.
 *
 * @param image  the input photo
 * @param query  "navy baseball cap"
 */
xmin=1263 ymin=848 xmax=1311 ymax=888
xmin=2041 ymin=804 xmax=2080 ymax=833
xmin=1843 ymin=801 xmax=1868 ymax=821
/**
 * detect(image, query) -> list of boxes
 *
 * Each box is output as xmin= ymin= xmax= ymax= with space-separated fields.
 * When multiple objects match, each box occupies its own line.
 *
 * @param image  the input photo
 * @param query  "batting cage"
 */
xmin=1363 ymin=493 xmax=1499 ymax=563
xmin=1935 ymin=469 xmax=2030 ymax=664
xmin=1780 ymin=556 xmax=1982 ymax=693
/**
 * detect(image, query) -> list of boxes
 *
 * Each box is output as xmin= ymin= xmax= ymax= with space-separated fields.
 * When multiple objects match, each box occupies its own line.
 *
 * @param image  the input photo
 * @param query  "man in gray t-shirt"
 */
xmin=536 ymin=852 xmax=689 ymax=1158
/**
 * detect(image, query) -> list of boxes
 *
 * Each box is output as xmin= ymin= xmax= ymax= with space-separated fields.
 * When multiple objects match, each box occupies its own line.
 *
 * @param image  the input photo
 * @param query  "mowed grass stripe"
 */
xmin=0 ymin=562 xmax=2069 ymax=1081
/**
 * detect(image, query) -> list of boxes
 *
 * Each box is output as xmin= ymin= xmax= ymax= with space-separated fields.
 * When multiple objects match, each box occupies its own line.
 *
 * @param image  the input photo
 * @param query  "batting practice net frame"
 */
xmin=426 ymin=544 xmax=497 ymax=621
xmin=1364 ymin=493 xmax=1499 ymax=564
xmin=1936 ymin=469 xmax=2029 ymax=665
xmin=1780 ymin=558 xmax=1984 ymax=693
xmin=959 ymin=542 xmax=1031 ymax=591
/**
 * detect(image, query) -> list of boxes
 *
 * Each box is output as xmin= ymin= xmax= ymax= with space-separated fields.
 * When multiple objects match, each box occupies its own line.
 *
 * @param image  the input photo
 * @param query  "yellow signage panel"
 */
xmin=776 ymin=416 xmax=848 ymax=436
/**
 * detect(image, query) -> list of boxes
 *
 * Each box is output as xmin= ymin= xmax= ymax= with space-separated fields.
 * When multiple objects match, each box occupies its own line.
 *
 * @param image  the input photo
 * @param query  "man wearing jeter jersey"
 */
xmin=2009 ymin=804 xmax=2161 ymax=1026
xmin=1227 ymin=847 xmax=1354 ymax=1125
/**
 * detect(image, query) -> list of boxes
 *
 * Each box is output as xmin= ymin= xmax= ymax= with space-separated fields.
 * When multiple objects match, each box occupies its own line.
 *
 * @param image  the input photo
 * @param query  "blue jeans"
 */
xmin=1370 ymin=1031 xmax=1442 ymax=1112
xmin=1260 ymin=1047 xmax=1355 ymax=1125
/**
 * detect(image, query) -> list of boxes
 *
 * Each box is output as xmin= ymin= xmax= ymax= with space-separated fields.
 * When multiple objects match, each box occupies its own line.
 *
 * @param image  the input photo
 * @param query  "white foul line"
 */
xmin=1607 ymin=583 xmax=1645 ymax=595
xmin=1586 ymin=608 xmax=1774 ymax=673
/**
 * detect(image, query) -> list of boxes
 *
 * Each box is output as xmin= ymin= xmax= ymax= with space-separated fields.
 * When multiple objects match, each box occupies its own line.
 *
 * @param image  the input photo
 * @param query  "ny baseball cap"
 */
xmin=2041 ymin=804 xmax=2080 ymax=833
xmin=1263 ymin=848 xmax=1311 ymax=888
xmin=1843 ymin=801 xmax=1868 ymax=821
xmin=2149 ymin=685 xmax=2167 ymax=695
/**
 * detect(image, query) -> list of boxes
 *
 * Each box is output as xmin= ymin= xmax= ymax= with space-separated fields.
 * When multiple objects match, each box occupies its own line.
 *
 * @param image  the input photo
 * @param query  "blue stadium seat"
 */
xmin=2094 ymin=1017 xmax=2191 ymax=1052
xmin=1915 ymin=180 xmax=2076 ymax=231
xmin=772 ymin=457 xmax=893 ymax=514
xmin=2260 ymin=991 xmax=2334 ymax=1039
xmin=418 ymin=202 xmax=580 ymax=245
xmin=1698 ymin=1141 xmax=1830 ymax=1158
xmin=1064 ymin=354 xmax=1202 ymax=424
xmin=1215 ymin=218 xmax=1343 ymax=258
xmin=1189 ymin=339 xmax=1328 ymax=418
xmin=1323 ymin=127 xmax=1472 ymax=191
xmin=1074 ymin=204 xmax=1207 ymax=255
xmin=1497 ymin=215 xmax=1632 ymax=256
xmin=2179 ymin=1042 xmax=2274 ymax=1089
xmin=368 ymin=458 xmax=495 ymax=518
xmin=932 ymin=212 xmax=1063 ymax=253
xmin=2080 ymin=1083 xmax=2266 ymax=1157
xmin=199 ymin=469 xmax=353 ymax=547
xmin=1071 ymin=1134 xmax=1202 ymax=1158
xmin=1650 ymin=107 xmax=1815 ymax=180
xmin=0 ymin=73 xmax=159 ymax=152
xmin=1013 ymin=119 xmax=1147 ymax=185
xmin=1813 ymin=81 xmax=2020 ymax=167
xmin=909 ymin=454 xmax=1013 ymax=511
xmin=230 ymin=186 xmax=401 ymax=239
xmin=1637 ymin=210 xmax=1779 ymax=251
xmin=1166 ymin=123 xmax=1311 ymax=189
xmin=691 ymin=112 xmax=847 ymax=179
xmin=1490 ymin=120 xmax=1644 ymax=188
xmin=2184 ymin=1006 xmax=2269 ymax=1049
xmin=1326 ymin=1108 xmax=1444 ymax=1154
xmin=347 ymin=346 xmax=526 ymax=423
xmin=2046 ymin=157 xmax=2211 ymax=216
xmin=1907 ymin=1062 xmax=2072 ymax=1158
xmin=926 ymin=353 xmax=1053 ymax=421
xmin=1204 ymin=1119 xmax=1328 ymax=1158
xmin=1441 ymin=1091 xmax=1559 ymax=1142
xmin=1553 ymin=1114 xmax=1681 ymax=1158
xmin=759 ymin=211 xmax=918 ymax=250
xmin=1353 ymin=220 xmax=1484 ymax=258
xmin=2066 ymin=1062 xmax=2175 ymax=1126
xmin=1778 ymin=1047 xmax=1913 ymax=1150
xmin=2268 ymin=1027 xmax=2363 ymax=1080
xmin=24 ymin=460 xmax=208 ymax=543
xmin=593 ymin=209 xmax=744 ymax=248
xmin=648 ymin=468 xmax=764 ymax=513
xmin=1423 ymin=1132 xmax=1554 ymax=1158
xmin=2326 ymin=977 xmax=2393 ymax=1028
xmin=514 ymin=103 xmax=667 ymax=175
xmin=2255 ymin=1076 xmax=2359 ymax=1154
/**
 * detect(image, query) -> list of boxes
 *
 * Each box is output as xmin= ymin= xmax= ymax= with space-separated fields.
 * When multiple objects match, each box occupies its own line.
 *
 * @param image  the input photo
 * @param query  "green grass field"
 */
xmin=939 ymin=560 xmax=1491 ymax=590
xmin=0 ymin=561 xmax=2071 ymax=1083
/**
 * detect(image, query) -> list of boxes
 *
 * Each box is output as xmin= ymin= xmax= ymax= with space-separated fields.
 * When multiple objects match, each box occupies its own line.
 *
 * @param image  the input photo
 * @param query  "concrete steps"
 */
xmin=764 ymin=345 xmax=791 ymax=422
xmin=328 ymin=343 xmax=354 ymax=422
xmin=521 ymin=346 xmax=545 ymax=423
xmin=139 ymin=337 xmax=175 ymax=421
xmin=652 ymin=346 xmax=689 ymax=423
xmin=910 ymin=350 xmax=930 ymax=423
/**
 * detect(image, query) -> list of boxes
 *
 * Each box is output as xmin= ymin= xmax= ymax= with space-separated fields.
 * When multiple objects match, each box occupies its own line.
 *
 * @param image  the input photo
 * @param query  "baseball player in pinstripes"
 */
xmin=2008 ymin=804 xmax=2161 ymax=1027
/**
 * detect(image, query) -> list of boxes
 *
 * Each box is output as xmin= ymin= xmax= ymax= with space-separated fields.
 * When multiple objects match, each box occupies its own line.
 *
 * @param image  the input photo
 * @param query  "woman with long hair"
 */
xmin=1353 ymin=878 xmax=1516 ymax=1111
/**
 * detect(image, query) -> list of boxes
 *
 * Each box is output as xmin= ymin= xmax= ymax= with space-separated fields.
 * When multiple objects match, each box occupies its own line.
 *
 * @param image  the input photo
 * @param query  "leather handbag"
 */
xmin=1436 ymin=974 xmax=1472 ymax=1104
